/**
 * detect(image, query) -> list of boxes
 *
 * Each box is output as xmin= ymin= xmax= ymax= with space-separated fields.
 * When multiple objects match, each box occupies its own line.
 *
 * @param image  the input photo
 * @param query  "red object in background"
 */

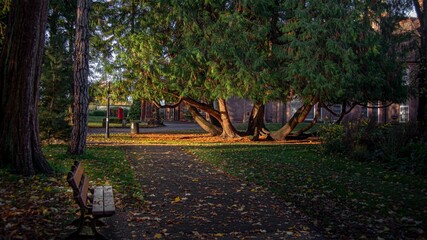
xmin=117 ymin=107 xmax=124 ymax=119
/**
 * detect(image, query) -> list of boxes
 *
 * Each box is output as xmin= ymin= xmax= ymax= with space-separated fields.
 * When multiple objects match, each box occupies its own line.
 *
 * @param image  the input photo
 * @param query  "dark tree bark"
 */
xmin=218 ymin=98 xmax=241 ymax=138
xmin=186 ymin=105 xmax=222 ymax=136
xmin=69 ymin=0 xmax=91 ymax=155
xmin=270 ymin=102 xmax=315 ymax=141
xmin=246 ymin=103 xmax=270 ymax=139
xmin=0 ymin=0 xmax=52 ymax=175
xmin=414 ymin=0 xmax=427 ymax=125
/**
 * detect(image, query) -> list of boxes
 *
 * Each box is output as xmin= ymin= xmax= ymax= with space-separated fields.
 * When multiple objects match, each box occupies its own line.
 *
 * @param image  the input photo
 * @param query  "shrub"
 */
xmin=127 ymin=99 xmax=141 ymax=121
xmin=319 ymin=121 xmax=427 ymax=175
xmin=319 ymin=123 xmax=349 ymax=155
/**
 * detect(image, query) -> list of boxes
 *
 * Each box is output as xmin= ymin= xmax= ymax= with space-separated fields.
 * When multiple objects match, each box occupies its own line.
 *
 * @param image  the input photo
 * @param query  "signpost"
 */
xmin=105 ymin=81 xmax=110 ymax=138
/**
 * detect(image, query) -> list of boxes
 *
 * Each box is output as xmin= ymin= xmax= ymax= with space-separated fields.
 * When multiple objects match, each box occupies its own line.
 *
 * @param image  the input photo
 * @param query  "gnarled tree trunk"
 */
xmin=218 ymin=98 xmax=240 ymax=138
xmin=270 ymin=102 xmax=315 ymax=141
xmin=186 ymin=105 xmax=222 ymax=136
xmin=182 ymin=96 xmax=222 ymax=122
xmin=246 ymin=102 xmax=270 ymax=140
xmin=0 ymin=0 xmax=52 ymax=175
xmin=69 ymin=0 xmax=91 ymax=155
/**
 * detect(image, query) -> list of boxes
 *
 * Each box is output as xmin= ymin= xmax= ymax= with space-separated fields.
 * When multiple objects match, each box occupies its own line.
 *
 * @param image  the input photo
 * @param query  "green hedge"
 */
xmin=90 ymin=110 xmax=107 ymax=116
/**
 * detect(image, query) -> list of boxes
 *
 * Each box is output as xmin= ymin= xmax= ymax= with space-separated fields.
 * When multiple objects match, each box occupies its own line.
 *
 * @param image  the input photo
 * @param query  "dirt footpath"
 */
xmin=101 ymin=145 xmax=323 ymax=239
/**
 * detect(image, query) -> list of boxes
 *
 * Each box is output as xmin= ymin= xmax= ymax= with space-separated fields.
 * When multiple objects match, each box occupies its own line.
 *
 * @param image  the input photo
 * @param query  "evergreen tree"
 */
xmin=128 ymin=98 xmax=141 ymax=121
xmin=270 ymin=0 xmax=409 ymax=140
xmin=39 ymin=0 xmax=76 ymax=141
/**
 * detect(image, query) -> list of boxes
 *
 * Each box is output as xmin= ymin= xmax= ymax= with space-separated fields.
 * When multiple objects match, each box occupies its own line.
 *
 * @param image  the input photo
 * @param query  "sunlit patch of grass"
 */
xmin=43 ymin=145 xmax=144 ymax=206
xmin=87 ymin=132 xmax=260 ymax=145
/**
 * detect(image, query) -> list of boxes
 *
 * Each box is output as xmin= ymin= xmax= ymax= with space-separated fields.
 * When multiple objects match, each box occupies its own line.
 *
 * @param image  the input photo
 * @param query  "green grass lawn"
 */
xmin=44 ymin=144 xmax=143 ymax=203
xmin=2 ymin=128 xmax=424 ymax=238
xmin=186 ymin=144 xmax=427 ymax=238
xmin=0 ymin=145 xmax=143 ymax=239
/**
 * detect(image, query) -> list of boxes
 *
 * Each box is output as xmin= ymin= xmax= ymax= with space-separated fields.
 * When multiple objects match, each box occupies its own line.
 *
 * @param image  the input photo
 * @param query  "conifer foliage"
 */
xmin=113 ymin=0 xmax=410 ymax=140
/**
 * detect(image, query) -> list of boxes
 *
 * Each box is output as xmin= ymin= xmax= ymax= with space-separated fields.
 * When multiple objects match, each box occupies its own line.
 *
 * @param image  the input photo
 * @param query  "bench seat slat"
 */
xmin=103 ymin=186 xmax=115 ymax=215
xmin=92 ymin=186 xmax=115 ymax=217
xmin=92 ymin=186 xmax=104 ymax=215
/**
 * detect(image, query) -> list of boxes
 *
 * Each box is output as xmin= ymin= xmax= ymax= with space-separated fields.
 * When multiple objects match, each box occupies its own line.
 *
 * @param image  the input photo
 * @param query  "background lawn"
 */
xmin=88 ymin=115 xmax=128 ymax=128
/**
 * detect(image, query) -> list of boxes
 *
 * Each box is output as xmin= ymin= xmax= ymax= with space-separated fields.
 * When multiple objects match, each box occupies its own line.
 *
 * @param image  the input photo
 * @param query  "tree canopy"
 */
xmin=96 ymin=0 xmax=410 ymax=139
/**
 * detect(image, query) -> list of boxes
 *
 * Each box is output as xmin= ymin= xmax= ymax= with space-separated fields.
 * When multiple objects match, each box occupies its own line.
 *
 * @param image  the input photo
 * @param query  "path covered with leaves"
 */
xmin=103 ymin=145 xmax=323 ymax=239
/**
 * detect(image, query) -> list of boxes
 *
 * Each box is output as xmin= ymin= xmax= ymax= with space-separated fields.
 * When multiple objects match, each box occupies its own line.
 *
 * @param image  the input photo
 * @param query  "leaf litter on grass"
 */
xmin=186 ymin=144 xmax=427 ymax=239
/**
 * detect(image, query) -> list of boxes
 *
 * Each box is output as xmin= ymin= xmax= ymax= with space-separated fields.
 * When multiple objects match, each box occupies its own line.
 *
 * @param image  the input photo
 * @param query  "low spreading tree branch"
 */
xmin=320 ymin=102 xmax=357 ymax=124
xmin=152 ymin=97 xmax=183 ymax=108
xmin=355 ymin=102 xmax=394 ymax=109
xmin=181 ymin=96 xmax=222 ymax=122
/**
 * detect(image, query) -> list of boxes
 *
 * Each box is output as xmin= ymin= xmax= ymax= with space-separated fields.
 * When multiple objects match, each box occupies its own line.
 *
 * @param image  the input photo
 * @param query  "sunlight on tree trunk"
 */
xmin=218 ymin=98 xmax=241 ymax=139
xmin=270 ymin=102 xmax=315 ymax=141
xmin=186 ymin=105 xmax=222 ymax=136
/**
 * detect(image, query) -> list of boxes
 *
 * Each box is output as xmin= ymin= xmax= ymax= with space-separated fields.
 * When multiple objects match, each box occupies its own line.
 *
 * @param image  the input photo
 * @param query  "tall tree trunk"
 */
xmin=415 ymin=0 xmax=427 ymax=127
xmin=69 ymin=0 xmax=91 ymax=155
xmin=270 ymin=102 xmax=314 ymax=141
xmin=246 ymin=102 xmax=268 ymax=137
xmin=186 ymin=105 xmax=222 ymax=136
xmin=0 ymin=0 xmax=52 ymax=175
xmin=218 ymin=98 xmax=240 ymax=138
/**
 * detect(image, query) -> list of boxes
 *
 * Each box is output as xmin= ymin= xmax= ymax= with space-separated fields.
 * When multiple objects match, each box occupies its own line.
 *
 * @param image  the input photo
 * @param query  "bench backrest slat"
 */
xmin=76 ymin=174 xmax=89 ymax=208
xmin=67 ymin=161 xmax=90 ymax=209
xmin=67 ymin=162 xmax=84 ymax=191
xmin=72 ymin=164 xmax=84 ymax=190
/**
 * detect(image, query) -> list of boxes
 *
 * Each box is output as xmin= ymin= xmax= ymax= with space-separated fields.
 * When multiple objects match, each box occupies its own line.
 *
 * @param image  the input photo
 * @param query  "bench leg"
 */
xmin=91 ymin=217 xmax=108 ymax=240
xmin=66 ymin=209 xmax=108 ymax=240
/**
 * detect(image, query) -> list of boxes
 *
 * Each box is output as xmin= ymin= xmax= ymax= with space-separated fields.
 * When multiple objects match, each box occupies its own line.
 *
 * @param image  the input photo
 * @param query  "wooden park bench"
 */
xmin=66 ymin=161 xmax=115 ymax=239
